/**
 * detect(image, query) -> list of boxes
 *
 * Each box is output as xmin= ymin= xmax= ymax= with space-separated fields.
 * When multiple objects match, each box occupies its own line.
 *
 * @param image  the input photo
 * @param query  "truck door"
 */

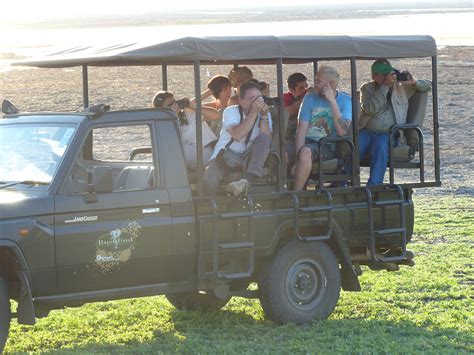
xmin=54 ymin=122 xmax=175 ymax=293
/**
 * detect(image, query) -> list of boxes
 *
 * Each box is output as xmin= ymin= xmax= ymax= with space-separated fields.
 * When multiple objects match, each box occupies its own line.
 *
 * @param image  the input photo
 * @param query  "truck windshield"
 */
xmin=0 ymin=124 xmax=77 ymax=185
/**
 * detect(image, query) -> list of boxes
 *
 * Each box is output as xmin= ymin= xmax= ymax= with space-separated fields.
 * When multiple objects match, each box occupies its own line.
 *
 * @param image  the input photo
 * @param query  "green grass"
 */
xmin=5 ymin=195 xmax=473 ymax=353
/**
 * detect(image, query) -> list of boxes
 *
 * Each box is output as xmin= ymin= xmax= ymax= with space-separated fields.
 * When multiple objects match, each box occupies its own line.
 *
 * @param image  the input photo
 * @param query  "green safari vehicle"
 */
xmin=0 ymin=35 xmax=440 ymax=351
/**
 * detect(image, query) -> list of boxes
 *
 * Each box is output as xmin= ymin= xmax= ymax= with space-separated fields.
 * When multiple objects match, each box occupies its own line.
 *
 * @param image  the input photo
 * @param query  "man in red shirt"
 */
xmin=283 ymin=72 xmax=310 ymax=171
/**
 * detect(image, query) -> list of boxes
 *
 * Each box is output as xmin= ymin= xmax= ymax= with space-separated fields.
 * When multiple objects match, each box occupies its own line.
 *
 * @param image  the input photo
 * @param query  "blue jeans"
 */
xmin=359 ymin=129 xmax=389 ymax=186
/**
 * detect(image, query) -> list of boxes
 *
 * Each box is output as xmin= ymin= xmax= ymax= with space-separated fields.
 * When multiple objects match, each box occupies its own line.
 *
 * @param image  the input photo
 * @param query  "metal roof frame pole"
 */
xmin=431 ymin=56 xmax=441 ymax=184
xmin=82 ymin=65 xmax=89 ymax=108
xmin=350 ymin=58 xmax=360 ymax=187
xmin=162 ymin=65 xmax=168 ymax=91
xmin=312 ymin=61 xmax=318 ymax=81
xmin=276 ymin=58 xmax=285 ymax=191
xmin=194 ymin=60 xmax=204 ymax=197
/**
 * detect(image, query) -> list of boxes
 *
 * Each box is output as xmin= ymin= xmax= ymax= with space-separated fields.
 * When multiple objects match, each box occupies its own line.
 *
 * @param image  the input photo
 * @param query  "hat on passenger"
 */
xmin=371 ymin=59 xmax=395 ymax=75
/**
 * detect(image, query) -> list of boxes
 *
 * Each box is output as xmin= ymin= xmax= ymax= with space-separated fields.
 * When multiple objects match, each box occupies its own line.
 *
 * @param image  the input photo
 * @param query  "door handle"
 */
xmin=142 ymin=207 xmax=160 ymax=214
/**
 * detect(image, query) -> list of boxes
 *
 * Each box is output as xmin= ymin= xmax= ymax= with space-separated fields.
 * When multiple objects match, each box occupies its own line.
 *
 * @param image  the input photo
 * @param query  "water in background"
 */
xmin=1 ymin=11 xmax=473 ymax=71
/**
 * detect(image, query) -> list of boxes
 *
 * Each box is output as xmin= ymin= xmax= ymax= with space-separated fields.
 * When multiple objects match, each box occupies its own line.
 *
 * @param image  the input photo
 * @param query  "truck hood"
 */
xmin=0 ymin=190 xmax=54 ymax=220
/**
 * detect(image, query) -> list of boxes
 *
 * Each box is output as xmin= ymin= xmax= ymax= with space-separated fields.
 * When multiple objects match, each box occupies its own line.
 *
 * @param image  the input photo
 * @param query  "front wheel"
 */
xmin=259 ymin=240 xmax=341 ymax=324
xmin=0 ymin=274 xmax=11 ymax=352
xmin=165 ymin=291 xmax=231 ymax=312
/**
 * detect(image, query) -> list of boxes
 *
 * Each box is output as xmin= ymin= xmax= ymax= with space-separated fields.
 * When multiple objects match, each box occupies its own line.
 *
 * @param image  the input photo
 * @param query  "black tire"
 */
xmin=0 ymin=274 xmax=11 ymax=353
xmin=165 ymin=291 xmax=231 ymax=312
xmin=259 ymin=240 xmax=341 ymax=324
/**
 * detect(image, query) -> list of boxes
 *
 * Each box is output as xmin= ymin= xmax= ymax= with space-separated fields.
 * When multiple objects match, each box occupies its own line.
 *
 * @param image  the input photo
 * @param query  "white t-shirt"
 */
xmin=180 ymin=108 xmax=218 ymax=147
xmin=210 ymin=105 xmax=273 ymax=161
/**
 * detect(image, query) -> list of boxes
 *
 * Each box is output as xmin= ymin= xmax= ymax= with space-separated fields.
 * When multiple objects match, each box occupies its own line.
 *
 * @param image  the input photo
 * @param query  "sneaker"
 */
xmin=226 ymin=179 xmax=251 ymax=196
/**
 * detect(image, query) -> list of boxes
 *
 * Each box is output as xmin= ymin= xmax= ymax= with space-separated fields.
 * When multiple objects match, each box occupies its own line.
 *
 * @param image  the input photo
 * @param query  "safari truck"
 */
xmin=0 ymin=35 xmax=440 ymax=350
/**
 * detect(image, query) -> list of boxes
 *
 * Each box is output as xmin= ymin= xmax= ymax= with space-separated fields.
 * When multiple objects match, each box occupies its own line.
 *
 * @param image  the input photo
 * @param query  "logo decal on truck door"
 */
xmin=92 ymin=221 xmax=142 ymax=274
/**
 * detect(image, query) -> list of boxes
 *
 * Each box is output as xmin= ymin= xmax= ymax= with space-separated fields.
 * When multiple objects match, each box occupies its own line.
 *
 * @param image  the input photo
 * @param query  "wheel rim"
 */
xmin=285 ymin=257 xmax=327 ymax=311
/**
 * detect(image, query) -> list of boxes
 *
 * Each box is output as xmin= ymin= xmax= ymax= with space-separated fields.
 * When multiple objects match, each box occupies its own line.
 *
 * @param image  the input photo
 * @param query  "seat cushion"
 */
xmin=312 ymin=158 xmax=339 ymax=173
xmin=114 ymin=166 xmax=154 ymax=191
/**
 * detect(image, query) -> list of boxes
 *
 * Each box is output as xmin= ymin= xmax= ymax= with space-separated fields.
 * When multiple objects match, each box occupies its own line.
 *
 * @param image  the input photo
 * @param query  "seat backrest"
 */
xmin=92 ymin=166 xmax=113 ymax=193
xmin=406 ymin=90 xmax=428 ymax=125
xmin=405 ymin=91 xmax=428 ymax=147
xmin=114 ymin=166 xmax=154 ymax=191
xmin=269 ymin=106 xmax=289 ymax=150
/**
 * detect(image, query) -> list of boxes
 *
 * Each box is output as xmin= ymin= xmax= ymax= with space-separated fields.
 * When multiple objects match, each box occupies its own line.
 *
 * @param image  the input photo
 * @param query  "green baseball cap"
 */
xmin=371 ymin=59 xmax=395 ymax=75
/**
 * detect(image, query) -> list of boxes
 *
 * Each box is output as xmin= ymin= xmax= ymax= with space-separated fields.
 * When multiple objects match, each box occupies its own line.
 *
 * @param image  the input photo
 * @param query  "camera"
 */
xmin=175 ymin=98 xmax=191 ymax=110
xmin=262 ymin=96 xmax=280 ymax=106
xmin=394 ymin=70 xmax=411 ymax=82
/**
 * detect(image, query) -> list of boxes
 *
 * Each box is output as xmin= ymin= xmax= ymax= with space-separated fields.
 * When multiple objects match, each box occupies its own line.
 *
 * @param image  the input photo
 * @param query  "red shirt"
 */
xmin=283 ymin=92 xmax=299 ymax=139
xmin=283 ymin=92 xmax=296 ymax=108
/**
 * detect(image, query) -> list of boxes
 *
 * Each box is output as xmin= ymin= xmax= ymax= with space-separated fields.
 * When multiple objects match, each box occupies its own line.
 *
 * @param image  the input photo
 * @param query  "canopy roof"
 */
xmin=14 ymin=35 xmax=437 ymax=68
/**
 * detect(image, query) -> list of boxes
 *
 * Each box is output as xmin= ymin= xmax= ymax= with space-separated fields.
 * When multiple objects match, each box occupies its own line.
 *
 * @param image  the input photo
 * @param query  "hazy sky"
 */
xmin=4 ymin=0 xmax=455 ymax=20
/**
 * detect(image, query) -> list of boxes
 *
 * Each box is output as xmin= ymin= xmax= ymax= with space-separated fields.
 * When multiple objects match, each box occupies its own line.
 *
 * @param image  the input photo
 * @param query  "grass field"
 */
xmin=4 ymin=195 xmax=473 ymax=353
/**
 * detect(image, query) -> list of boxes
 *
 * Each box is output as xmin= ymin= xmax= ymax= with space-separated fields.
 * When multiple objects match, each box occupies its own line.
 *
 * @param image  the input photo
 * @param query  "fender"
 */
xmin=0 ymin=240 xmax=29 ymax=271
xmin=268 ymin=219 xmax=361 ymax=291
xmin=330 ymin=219 xmax=361 ymax=292
xmin=0 ymin=240 xmax=36 ymax=324
xmin=17 ymin=270 xmax=36 ymax=325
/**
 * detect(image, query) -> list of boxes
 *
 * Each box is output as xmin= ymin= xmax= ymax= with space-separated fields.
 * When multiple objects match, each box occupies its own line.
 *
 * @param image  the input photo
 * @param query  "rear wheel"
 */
xmin=0 ymin=274 xmax=11 ymax=352
xmin=259 ymin=240 xmax=341 ymax=324
xmin=165 ymin=291 xmax=231 ymax=311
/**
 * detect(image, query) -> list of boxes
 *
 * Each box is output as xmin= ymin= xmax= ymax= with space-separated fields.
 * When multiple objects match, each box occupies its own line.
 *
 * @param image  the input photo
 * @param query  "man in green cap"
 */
xmin=358 ymin=58 xmax=432 ymax=185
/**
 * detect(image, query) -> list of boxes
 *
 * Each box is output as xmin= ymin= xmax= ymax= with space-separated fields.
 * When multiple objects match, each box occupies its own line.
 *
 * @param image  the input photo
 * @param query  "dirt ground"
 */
xmin=1 ymin=46 xmax=473 ymax=197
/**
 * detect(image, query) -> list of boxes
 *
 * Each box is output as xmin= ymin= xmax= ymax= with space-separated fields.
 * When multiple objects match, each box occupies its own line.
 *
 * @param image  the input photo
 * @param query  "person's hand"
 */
xmin=170 ymin=102 xmax=180 ymax=113
xmin=321 ymin=84 xmax=336 ymax=102
xmin=249 ymin=96 xmax=268 ymax=115
xmin=188 ymin=100 xmax=197 ymax=109
xmin=383 ymin=73 xmax=396 ymax=87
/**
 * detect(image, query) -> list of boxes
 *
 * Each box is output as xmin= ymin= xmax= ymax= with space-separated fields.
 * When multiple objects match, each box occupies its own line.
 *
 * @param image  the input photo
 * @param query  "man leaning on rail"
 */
xmin=359 ymin=59 xmax=432 ymax=185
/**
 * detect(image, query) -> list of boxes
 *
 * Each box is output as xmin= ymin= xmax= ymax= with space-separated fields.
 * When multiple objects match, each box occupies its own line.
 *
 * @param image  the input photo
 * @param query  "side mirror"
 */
xmin=83 ymin=103 xmax=110 ymax=119
xmin=2 ymin=99 xmax=19 ymax=114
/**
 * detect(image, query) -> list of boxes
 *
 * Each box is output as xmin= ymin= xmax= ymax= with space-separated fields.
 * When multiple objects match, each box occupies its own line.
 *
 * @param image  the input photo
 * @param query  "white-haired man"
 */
xmin=292 ymin=65 xmax=352 ymax=190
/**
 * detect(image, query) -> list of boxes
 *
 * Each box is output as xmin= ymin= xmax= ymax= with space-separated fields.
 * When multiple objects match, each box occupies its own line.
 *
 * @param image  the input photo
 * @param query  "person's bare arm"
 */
xmin=291 ymin=119 xmax=309 ymax=176
xmin=321 ymin=84 xmax=348 ymax=136
xmin=191 ymin=88 xmax=213 ymax=106
xmin=201 ymin=106 xmax=221 ymax=121
xmin=228 ymin=97 xmax=267 ymax=141
xmin=187 ymin=104 xmax=221 ymax=121
xmin=294 ymin=120 xmax=309 ymax=160
xmin=285 ymin=98 xmax=303 ymax=116
xmin=228 ymin=111 xmax=258 ymax=141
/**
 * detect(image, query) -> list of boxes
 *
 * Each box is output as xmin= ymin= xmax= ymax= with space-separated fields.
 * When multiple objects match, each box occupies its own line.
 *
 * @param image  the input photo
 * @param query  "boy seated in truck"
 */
xmin=292 ymin=65 xmax=352 ymax=190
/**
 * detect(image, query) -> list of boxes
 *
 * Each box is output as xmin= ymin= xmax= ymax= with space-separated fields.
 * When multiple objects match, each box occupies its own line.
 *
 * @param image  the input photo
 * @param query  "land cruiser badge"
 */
xmin=65 ymin=215 xmax=98 ymax=224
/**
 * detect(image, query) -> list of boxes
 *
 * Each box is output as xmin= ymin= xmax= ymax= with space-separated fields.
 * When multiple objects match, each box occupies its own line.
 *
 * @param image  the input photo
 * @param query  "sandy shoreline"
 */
xmin=0 ymin=45 xmax=473 ymax=196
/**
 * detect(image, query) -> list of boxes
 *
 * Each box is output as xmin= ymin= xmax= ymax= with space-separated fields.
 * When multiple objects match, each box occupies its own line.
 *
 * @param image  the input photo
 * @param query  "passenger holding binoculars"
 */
xmin=152 ymin=91 xmax=220 ymax=170
xmin=359 ymin=59 xmax=432 ymax=185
